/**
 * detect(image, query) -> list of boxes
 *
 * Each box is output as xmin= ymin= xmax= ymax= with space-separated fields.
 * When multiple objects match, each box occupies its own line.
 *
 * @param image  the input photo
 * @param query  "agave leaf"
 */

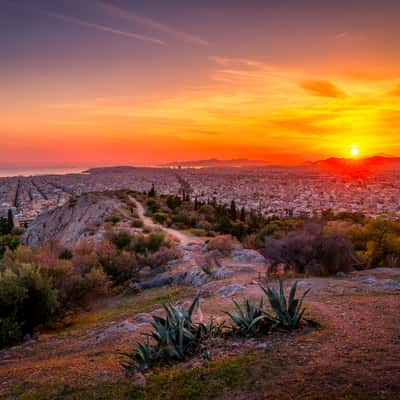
xmin=152 ymin=315 xmax=166 ymax=325
xmin=233 ymin=300 xmax=246 ymax=321
xmin=247 ymin=315 xmax=265 ymax=331
xmin=288 ymin=299 xmax=299 ymax=318
xmin=288 ymin=281 xmax=298 ymax=309
xmin=279 ymin=279 xmax=288 ymax=314
xmin=188 ymin=294 xmax=201 ymax=319
xmin=163 ymin=303 xmax=173 ymax=320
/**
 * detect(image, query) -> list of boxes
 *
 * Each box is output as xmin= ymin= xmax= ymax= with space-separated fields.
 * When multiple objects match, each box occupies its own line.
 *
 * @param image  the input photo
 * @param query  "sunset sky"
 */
xmin=2 ymin=0 xmax=400 ymax=168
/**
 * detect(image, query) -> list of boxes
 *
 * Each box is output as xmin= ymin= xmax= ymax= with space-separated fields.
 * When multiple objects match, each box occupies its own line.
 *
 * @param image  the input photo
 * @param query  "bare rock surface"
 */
xmin=217 ymin=284 xmax=246 ymax=297
xmin=23 ymin=192 xmax=131 ymax=247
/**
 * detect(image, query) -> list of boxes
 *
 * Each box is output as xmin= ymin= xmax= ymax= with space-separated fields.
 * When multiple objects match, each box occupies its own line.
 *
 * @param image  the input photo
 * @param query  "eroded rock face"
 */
xmin=353 ymin=276 xmax=379 ymax=285
xmin=23 ymin=192 xmax=129 ymax=247
xmin=231 ymin=249 xmax=265 ymax=264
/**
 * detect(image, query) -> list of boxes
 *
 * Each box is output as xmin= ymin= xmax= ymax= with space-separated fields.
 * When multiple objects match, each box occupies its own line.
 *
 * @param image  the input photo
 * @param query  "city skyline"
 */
xmin=2 ymin=0 xmax=400 ymax=167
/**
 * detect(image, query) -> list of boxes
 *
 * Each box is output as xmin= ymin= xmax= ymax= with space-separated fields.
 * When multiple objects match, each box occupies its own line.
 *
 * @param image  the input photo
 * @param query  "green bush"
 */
xmin=106 ymin=214 xmax=121 ymax=225
xmin=131 ymin=219 xmax=144 ymax=228
xmin=0 ymin=263 xmax=59 ymax=347
xmin=109 ymin=231 xmax=132 ymax=250
xmin=152 ymin=212 xmax=171 ymax=226
xmin=132 ymin=232 xmax=168 ymax=254
xmin=0 ymin=317 xmax=22 ymax=348
xmin=145 ymin=198 xmax=161 ymax=214
xmin=0 ymin=234 xmax=20 ymax=259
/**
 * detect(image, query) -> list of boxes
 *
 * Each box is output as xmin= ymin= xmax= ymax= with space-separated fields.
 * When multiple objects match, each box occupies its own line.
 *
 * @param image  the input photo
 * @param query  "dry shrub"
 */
xmin=195 ymin=251 xmax=222 ymax=275
xmin=97 ymin=239 xmax=138 ymax=283
xmin=79 ymin=267 xmax=110 ymax=302
xmin=137 ymin=247 xmax=182 ymax=270
xmin=71 ymin=239 xmax=99 ymax=273
xmin=207 ymin=235 xmax=236 ymax=256
xmin=262 ymin=224 xmax=356 ymax=275
xmin=38 ymin=259 xmax=110 ymax=308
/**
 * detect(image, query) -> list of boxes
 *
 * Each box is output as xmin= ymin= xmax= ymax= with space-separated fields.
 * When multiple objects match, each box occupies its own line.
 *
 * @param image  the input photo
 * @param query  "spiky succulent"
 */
xmin=122 ymin=295 xmax=201 ymax=373
xmin=121 ymin=338 xmax=156 ymax=375
xmin=261 ymin=278 xmax=310 ymax=329
xmin=225 ymin=298 xmax=273 ymax=336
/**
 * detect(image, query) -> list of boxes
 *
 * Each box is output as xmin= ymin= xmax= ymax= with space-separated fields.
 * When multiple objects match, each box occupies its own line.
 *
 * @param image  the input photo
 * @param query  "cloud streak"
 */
xmin=42 ymin=10 xmax=164 ymax=45
xmin=299 ymin=80 xmax=346 ymax=98
xmin=99 ymin=2 xmax=209 ymax=46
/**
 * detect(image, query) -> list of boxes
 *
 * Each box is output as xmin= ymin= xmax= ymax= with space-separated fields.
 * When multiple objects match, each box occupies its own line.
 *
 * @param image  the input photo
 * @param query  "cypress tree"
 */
xmin=7 ymin=209 xmax=14 ymax=233
xmin=148 ymin=184 xmax=156 ymax=197
xmin=230 ymin=200 xmax=237 ymax=220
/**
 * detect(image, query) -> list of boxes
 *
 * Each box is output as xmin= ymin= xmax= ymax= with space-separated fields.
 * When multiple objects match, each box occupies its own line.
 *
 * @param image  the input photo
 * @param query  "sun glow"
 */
xmin=350 ymin=147 xmax=360 ymax=157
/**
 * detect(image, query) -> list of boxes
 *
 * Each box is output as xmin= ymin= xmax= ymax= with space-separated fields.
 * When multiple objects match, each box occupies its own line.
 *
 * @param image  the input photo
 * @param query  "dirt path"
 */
xmin=225 ymin=275 xmax=400 ymax=399
xmin=131 ymin=197 xmax=203 ymax=246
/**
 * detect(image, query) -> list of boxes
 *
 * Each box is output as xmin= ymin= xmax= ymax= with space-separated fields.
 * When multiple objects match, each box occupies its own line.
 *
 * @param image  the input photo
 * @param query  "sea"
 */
xmin=0 ymin=167 xmax=86 ymax=178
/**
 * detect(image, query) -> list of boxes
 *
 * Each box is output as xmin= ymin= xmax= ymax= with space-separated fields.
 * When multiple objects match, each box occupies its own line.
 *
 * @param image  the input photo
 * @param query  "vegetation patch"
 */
xmin=130 ymin=353 xmax=273 ymax=400
xmin=0 ymin=228 xmax=181 ymax=348
xmin=122 ymin=279 xmax=311 ymax=375
xmin=64 ymin=286 xmax=189 ymax=330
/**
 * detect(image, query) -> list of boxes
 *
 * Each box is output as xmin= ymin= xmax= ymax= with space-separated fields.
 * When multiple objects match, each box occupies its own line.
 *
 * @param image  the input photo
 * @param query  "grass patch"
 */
xmin=130 ymin=352 xmax=273 ymax=400
xmin=63 ymin=286 xmax=190 ymax=331
xmin=8 ymin=381 xmax=131 ymax=400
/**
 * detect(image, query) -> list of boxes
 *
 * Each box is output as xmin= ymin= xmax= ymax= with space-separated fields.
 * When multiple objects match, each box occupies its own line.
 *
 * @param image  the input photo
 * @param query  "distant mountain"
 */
xmin=161 ymin=158 xmax=270 ymax=168
xmin=313 ymin=155 xmax=400 ymax=167
xmin=85 ymin=166 xmax=139 ymax=174
xmin=311 ymin=156 xmax=400 ymax=178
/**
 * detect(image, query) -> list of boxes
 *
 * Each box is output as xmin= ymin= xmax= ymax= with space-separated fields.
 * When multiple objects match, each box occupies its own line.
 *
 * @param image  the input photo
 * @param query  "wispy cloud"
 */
xmin=299 ymin=80 xmax=346 ymax=98
xmin=41 ymin=10 xmax=164 ymax=45
xmin=336 ymin=31 xmax=349 ymax=39
xmin=99 ymin=2 xmax=209 ymax=46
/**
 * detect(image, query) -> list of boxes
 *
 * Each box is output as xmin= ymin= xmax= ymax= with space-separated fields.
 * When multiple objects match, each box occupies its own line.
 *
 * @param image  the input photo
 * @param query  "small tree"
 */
xmin=240 ymin=206 xmax=246 ymax=222
xmin=148 ymin=184 xmax=156 ymax=197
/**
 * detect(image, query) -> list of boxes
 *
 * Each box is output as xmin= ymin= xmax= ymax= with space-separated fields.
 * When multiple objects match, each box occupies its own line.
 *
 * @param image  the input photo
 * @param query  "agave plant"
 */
xmin=121 ymin=338 xmax=156 ymax=375
xmin=261 ymin=278 xmax=310 ymax=329
xmin=122 ymin=294 xmax=202 ymax=373
xmin=225 ymin=298 xmax=272 ymax=336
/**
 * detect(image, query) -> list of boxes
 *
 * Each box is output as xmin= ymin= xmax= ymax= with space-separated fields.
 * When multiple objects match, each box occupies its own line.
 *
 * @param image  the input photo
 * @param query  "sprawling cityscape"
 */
xmin=2 ymin=163 xmax=400 ymax=225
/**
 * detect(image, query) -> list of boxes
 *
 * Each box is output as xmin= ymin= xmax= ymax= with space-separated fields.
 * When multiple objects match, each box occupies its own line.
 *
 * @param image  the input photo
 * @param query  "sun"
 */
xmin=350 ymin=147 xmax=359 ymax=157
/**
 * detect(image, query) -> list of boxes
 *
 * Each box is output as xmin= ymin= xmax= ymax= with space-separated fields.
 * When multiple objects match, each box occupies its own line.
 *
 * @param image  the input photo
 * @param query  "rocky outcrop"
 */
xmin=23 ymin=192 xmax=130 ymax=247
xmin=231 ymin=249 xmax=265 ymax=264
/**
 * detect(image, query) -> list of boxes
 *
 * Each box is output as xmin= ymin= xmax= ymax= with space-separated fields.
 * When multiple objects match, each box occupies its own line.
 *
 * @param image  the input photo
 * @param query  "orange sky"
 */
xmin=2 ymin=1 xmax=400 ymax=167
